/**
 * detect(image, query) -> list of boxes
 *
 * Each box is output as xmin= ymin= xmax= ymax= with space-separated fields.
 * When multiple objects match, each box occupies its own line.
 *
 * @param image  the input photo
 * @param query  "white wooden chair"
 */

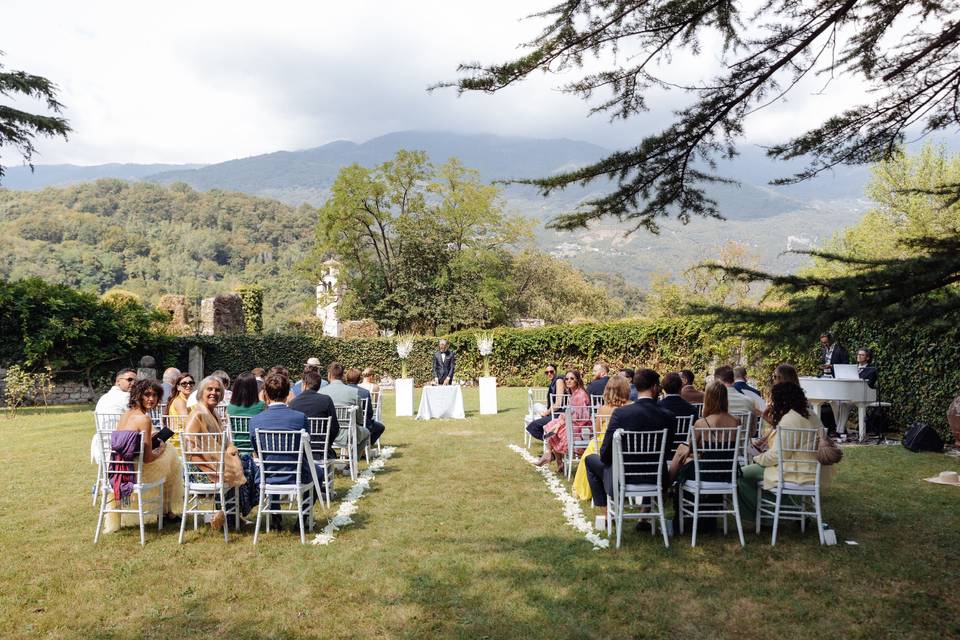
xmin=358 ymin=396 xmax=372 ymax=464
xmin=333 ymin=405 xmax=359 ymax=481
xmin=214 ymin=403 xmax=229 ymax=428
xmin=162 ymin=414 xmax=190 ymax=452
xmin=692 ymin=402 xmax=704 ymax=418
xmin=91 ymin=413 xmax=124 ymax=505
xmin=672 ymin=415 xmax=695 ymax=457
xmin=524 ymin=387 xmax=548 ymax=448
xmin=606 ymin=428 xmax=670 ymax=548
xmin=93 ymin=429 xmax=165 ymax=546
xmin=679 ymin=425 xmax=745 ymax=547
xmin=178 ymin=431 xmax=238 ymax=543
xmin=369 ymin=390 xmax=383 ymax=452
xmin=589 ymin=394 xmax=604 ymax=419
xmin=756 ymin=426 xmax=824 ymax=545
xmin=307 ymin=416 xmax=336 ymax=508
xmin=252 ymin=429 xmax=318 ymax=544
xmin=228 ymin=416 xmax=254 ymax=455
xmin=731 ymin=411 xmax=754 ymax=464
xmin=564 ymin=404 xmax=595 ymax=480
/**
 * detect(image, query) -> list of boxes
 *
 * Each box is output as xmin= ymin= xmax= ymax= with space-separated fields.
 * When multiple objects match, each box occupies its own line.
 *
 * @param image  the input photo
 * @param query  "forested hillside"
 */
xmin=0 ymin=180 xmax=317 ymax=326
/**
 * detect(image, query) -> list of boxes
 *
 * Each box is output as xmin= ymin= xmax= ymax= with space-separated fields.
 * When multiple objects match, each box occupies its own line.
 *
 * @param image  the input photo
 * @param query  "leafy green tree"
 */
xmin=440 ymin=0 xmax=960 ymax=231
xmin=0 ymin=52 xmax=71 ymax=181
xmin=691 ymin=147 xmax=960 ymax=342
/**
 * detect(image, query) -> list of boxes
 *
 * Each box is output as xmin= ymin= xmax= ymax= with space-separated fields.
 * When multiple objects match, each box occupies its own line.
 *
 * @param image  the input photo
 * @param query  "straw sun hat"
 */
xmin=925 ymin=471 xmax=960 ymax=486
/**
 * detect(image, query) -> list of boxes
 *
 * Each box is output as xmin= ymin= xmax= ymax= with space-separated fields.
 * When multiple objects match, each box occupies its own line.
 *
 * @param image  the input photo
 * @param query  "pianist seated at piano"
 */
xmin=856 ymin=347 xmax=878 ymax=389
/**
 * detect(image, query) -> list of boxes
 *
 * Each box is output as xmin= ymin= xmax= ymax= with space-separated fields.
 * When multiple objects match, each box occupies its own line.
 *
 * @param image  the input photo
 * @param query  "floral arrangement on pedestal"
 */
xmin=395 ymin=336 xmax=414 ymax=378
xmin=476 ymin=332 xmax=494 ymax=378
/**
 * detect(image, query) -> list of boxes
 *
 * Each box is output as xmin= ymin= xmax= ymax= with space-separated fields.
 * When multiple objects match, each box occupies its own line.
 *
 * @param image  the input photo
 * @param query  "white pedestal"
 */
xmin=395 ymin=378 xmax=414 ymax=417
xmin=479 ymin=376 xmax=498 ymax=415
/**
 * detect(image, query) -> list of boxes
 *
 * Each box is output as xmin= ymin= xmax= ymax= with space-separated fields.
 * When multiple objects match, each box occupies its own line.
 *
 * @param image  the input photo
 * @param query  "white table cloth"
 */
xmin=416 ymin=385 xmax=465 ymax=420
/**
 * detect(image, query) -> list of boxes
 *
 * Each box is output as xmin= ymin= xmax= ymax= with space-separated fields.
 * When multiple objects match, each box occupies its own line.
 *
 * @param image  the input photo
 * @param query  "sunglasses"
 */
xmin=565 ymin=376 xmax=576 ymax=381
xmin=545 ymin=370 xmax=555 ymax=375
xmin=121 ymin=377 xmax=136 ymax=383
xmin=179 ymin=381 xmax=195 ymax=387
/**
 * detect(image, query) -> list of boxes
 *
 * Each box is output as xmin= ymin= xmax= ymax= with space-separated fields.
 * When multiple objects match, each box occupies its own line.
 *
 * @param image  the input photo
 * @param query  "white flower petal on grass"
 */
xmin=508 ymin=444 xmax=610 ymax=550
xmin=310 ymin=446 xmax=396 ymax=546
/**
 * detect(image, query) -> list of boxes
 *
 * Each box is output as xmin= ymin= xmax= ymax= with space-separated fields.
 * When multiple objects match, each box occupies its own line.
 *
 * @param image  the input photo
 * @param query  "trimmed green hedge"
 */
xmin=156 ymin=318 xmax=958 ymax=441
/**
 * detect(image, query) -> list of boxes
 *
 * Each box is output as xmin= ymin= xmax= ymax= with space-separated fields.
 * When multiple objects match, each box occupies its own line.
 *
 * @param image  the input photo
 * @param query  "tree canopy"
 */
xmin=306 ymin=151 xmax=634 ymax=333
xmin=0 ymin=52 xmax=70 ymax=181
xmin=439 ymin=0 xmax=960 ymax=233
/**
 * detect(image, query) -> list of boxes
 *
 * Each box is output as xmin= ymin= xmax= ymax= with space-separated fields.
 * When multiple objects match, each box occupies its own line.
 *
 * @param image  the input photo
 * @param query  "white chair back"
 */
xmin=589 ymin=394 xmax=604 ymax=417
xmin=673 ymin=415 xmax=694 ymax=454
xmin=228 ymin=416 xmax=253 ymax=454
xmin=370 ymin=390 xmax=383 ymax=422
xmin=214 ymin=404 xmax=229 ymax=428
xmin=307 ymin=417 xmax=335 ymax=508
xmin=689 ymin=426 xmax=741 ymax=485
xmin=334 ymin=405 xmax=359 ymax=481
xmin=161 ymin=414 xmax=190 ymax=450
xmin=775 ymin=426 xmax=821 ymax=486
xmin=255 ymin=429 xmax=306 ymax=486
xmin=612 ymin=428 xmax=668 ymax=489
xmin=691 ymin=402 xmax=704 ymax=418
xmin=180 ymin=430 xmax=228 ymax=483
xmin=592 ymin=413 xmax=612 ymax=448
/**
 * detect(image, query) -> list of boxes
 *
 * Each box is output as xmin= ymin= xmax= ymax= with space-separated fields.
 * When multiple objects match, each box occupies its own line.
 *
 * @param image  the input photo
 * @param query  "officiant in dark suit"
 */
xmin=433 ymin=339 xmax=456 ymax=385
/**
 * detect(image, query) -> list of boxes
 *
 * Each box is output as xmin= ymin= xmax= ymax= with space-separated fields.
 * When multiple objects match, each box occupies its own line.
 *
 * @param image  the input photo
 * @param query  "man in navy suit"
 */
xmin=586 ymin=363 xmax=610 ymax=397
xmin=659 ymin=372 xmax=697 ymax=419
xmin=584 ymin=369 xmax=676 ymax=515
xmin=288 ymin=369 xmax=340 ymax=454
xmin=251 ymin=373 xmax=312 ymax=527
xmin=433 ymin=339 xmax=456 ymax=385
xmin=346 ymin=367 xmax=385 ymax=446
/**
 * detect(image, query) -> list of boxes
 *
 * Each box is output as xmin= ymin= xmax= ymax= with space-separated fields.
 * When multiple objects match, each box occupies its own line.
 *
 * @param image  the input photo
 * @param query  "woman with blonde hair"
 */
xmin=668 ymin=381 xmax=740 ymax=482
xmin=183 ymin=376 xmax=256 ymax=530
xmin=573 ymin=375 xmax=632 ymax=501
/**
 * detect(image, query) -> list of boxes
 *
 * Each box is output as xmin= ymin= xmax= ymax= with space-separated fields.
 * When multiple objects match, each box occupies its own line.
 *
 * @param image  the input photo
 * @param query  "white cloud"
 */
xmin=1 ymin=0 xmax=873 ymax=165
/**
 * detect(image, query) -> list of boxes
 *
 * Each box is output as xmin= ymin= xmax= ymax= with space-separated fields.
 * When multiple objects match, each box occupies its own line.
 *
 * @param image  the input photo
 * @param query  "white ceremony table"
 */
xmin=416 ymin=385 xmax=465 ymax=420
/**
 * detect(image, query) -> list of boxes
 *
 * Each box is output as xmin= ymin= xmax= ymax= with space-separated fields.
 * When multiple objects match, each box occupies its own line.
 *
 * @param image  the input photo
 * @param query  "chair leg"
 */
xmin=296 ymin=492 xmax=306 ymax=544
xmin=722 ymin=496 xmax=729 ymax=536
xmin=771 ymin=490 xmax=783 ymax=546
xmin=253 ymin=488 xmax=264 ymax=545
xmin=691 ymin=491 xmax=700 ymax=547
xmin=93 ymin=490 xmax=107 ymax=544
xmin=732 ymin=490 xmax=746 ymax=548
xmin=178 ymin=488 xmax=189 ymax=544
xmin=137 ymin=491 xmax=146 ymax=546
xmin=658 ymin=494 xmax=670 ymax=548
xmin=815 ymin=491 xmax=825 ymax=545
xmin=605 ymin=497 xmax=612 ymax=536
xmin=221 ymin=488 xmax=229 ymax=543
xmin=158 ymin=485 xmax=164 ymax=531
xmin=755 ymin=482 xmax=763 ymax=534
xmin=615 ymin=492 xmax=624 ymax=549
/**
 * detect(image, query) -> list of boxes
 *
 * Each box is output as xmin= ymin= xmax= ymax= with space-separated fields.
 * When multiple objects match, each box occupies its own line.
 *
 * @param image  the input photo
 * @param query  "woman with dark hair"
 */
xmin=537 ymin=369 xmax=591 ymax=473
xmin=227 ymin=372 xmax=265 ymax=417
xmin=106 ymin=379 xmax=184 ymax=532
xmin=167 ymin=373 xmax=194 ymax=417
xmin=669 ymin=381 xmax=740 ymax=482
xmin=737 ymin=382 xmax=832 ymax=518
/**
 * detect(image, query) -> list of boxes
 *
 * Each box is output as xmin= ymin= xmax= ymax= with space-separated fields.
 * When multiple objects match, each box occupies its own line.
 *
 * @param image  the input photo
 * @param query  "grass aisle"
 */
xmin=0 ymin=388 xmax=958 ymax=639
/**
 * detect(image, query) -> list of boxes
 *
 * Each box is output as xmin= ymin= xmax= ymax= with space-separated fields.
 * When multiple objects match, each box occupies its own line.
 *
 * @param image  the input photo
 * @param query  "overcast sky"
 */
xmin=3 ymin=0 xmax=873 ymax=166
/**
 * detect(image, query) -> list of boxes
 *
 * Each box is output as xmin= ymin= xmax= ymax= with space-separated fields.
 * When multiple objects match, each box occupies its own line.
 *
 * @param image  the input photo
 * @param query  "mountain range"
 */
xmin=1 ymin=131 xmax=883 ymax=280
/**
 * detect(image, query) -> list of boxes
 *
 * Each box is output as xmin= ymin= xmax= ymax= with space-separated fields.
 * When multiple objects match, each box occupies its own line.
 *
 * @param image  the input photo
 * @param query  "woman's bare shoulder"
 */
xmin=118 ymin=410 xmax=149 ymax=431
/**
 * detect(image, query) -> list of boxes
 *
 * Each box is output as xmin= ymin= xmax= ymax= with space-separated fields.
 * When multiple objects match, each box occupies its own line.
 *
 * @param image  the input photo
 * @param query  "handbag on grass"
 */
xmin=817 ymin=433 xmax=843 ymax=465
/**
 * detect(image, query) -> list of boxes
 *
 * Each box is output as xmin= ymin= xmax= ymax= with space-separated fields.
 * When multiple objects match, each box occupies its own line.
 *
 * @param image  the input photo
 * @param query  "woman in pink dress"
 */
xmin=536 ymin=369 xmax=591 ymax=473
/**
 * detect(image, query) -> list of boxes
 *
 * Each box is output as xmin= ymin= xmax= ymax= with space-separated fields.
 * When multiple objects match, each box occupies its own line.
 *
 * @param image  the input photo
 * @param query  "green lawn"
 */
xmin=1 ymin=388 xmax=958 ymax=639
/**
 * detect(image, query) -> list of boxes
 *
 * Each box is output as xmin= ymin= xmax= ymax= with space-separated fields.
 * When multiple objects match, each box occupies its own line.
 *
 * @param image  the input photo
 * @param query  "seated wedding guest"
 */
xmin=288 ymin=369 xmax=341 ymax=454
xmin=584 ymin=369 xmax=676 ymax=516
xmin=167 ymin=373 xmax=194 ymax=417
xmin=573 ymin=375 xmax=632 ymax=501
xmin=733 ymin=366 xmax=766 ymax=411
xmin=184 ymin=376 xmax=257 ymax=527
xmin=346 ymin=368 xmax=385 ymax=446
xmin=669 ymin=381 xmax=740 ymax=483
xmin=537 ymin=369 xmax=591 ymax=472
xmin=227 ymin=372 xmax=265 ymax=416
xmin=292 ymin=357 xmax=323 ymax=397
xmin=680 ymin=369 xmax=705 ymax=404
xmin=160 ymin=367 xmax=181 ymax=404
xmin=105 ymin=379 xmax=184 ymax=532
xmin=252 ymin=367 xmax=266 ymax=392
xmin=761 ymin=363 xmax=801 ymax=428
xmin=318 ymin=362 xmax=371 ymax=452
xmin=95 ymin=368 xmax=138 ymax=415
xmin=619 ymin=368 xmax=639 ymax=401
xmin=586 ymin=363 xmax=610 ymax=397
xmin=250 ymin=372 xmax=313 ymax=529
xmin=188 ymin=369 xmax=231 ymax=408
xmin=659 ymin=372 xmax=697 ymax=419
xmin=715 ymin=365 xmax=759 ymax=416
xmin=268 ymin=366 xmax=297 ymax=403
xmin=525 ymin=364 xmax=564 ymax=442
xmin=737 ymin=381 xmax=834 ymax=518
xmin=856 ymin=347 xmax=878 ymax=388
xmin=359 ymin=368 xmax=381 ymax=395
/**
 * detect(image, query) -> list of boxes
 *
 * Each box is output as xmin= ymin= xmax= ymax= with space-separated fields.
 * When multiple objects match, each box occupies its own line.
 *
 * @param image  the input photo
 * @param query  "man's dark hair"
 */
xmin=345 ymin=368 xmax=362 ymax=385
xmin=263 ymin=373 xmax=290 ymax=402
xmin=622 ymin=367 xmax=635 ymax=380
xmin=662 ymin=372 xmax=683 ymax=395
xmin=714 ymin=366 xmax=735 ymax=384
xmin=821 ymin=332 xmax=834 ymax=343
xmin=680 ymin=369 xmax=695 ymax=386
xmin=303 ymin=364 xmax=320 ymax=376
xmin=302 ymin=369 xmax=324 ymax=391
xmin=251 ymin=367 xmax=266 ymax=378
xmin=230 ymin=372 xmax=260 ymax=408
xmin=633 ymin=368 xmax=660 ymax=392
xmin=116 ymin=367 xmax=137 ymax=381
xmin=128 ymin=378 xmax=163 ymax=410
xmin=328 ymin=362 xmax=344 ymax=380
xmin=268 ymin=365 xmax=290 ymax=379
xmin=858 ymin=347 xmax=874 ymax=362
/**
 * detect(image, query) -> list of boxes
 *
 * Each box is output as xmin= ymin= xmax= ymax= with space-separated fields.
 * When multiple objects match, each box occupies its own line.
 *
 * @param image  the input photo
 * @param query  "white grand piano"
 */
xmin=800 ymin=376 xmax=878 ymax=441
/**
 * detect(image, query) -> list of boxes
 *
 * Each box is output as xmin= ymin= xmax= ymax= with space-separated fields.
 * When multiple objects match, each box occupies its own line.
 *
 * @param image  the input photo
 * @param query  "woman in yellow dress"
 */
xmin=165 ymin=373 xmax=195 ymax=449
xmin=573 ymin=375 xmax=632 ymax=501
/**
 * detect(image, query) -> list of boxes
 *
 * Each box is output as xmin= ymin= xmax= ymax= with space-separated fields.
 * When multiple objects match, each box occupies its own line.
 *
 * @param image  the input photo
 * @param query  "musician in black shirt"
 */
xmin=856 ymin=347 xmax=878 ymax=389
